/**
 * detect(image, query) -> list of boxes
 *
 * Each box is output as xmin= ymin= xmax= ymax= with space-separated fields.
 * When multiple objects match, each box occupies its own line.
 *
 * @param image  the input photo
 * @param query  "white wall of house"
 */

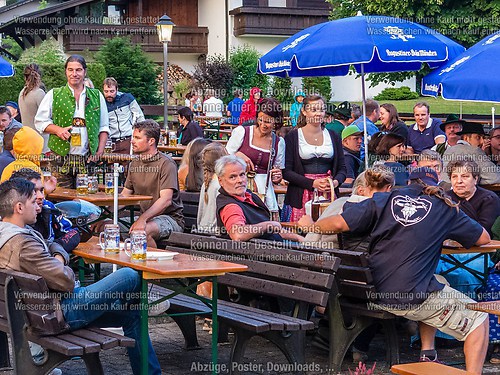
xmin=198 ymin=0 xmax=227 ymax=57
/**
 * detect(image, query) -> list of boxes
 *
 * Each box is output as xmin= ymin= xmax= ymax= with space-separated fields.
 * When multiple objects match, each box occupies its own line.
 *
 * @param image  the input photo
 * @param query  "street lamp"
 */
xmin=156 ymin=15 xmax=175 ymax=130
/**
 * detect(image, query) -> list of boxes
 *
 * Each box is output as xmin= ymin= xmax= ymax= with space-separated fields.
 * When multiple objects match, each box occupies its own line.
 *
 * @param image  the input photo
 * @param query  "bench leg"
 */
xmin=229 ymin=329 xmax=254 ymax=375
xmin=82 ymin=352 xmax=104 ymax=375
xmin=0 ymin=331 xmax=11 ymax=369
xmin=381 ymin=319 xmax=400 ymax=367
xmin=262 ymin=330 xmax=306 ymax=375
xmin=169 ymin=314 xmax=201 ymax=350
xmin=328 ymin=313 xmax=374 ymax=373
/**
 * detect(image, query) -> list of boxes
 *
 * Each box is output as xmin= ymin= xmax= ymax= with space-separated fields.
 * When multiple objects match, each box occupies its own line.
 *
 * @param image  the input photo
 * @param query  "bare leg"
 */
xmin=418 ymin=322 xmax=436 ymax=350
xmin=464 ymin=318 xmax=488 ymax=375
xmin=145 ymin=221 xmax=159 ymax=248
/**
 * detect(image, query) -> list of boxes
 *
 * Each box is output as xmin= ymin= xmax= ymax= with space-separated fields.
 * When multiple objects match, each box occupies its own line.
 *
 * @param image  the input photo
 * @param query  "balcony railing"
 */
xmin=229 ymin=6 xmax=329 ymax=36
xmin=62 ymin=24 xmax=208 ymax=54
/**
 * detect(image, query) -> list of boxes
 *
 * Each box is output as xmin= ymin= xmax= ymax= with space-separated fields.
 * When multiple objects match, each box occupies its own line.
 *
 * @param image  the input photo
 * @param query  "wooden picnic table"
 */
xmin=48 ymin=188 xmax=152 ymax=229
xmin=273 ymin=184 xmax=353 ymax=197
xmin=48 ymin=188 xmax=152 ymax=207
xmin=74 ymin=238 xmax=247 ymax=375
xmin=158 ymin=145 xmax=187 ymax=154
xmin=440 ymin=239 xmax=500 ymax=286
xmin=482 ymin=183 xmax=500 ymax=192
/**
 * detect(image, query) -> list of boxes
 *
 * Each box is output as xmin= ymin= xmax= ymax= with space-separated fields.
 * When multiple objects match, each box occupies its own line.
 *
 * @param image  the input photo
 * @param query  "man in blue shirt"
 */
xmin=352 ymin=99 xmax=380 ymax=160
xmin=299 ymin=168 xmax=490 ymax=374
xmin=407 ymin=102 xmax=445 ymax=154
xmin=226 ymin=89 xmax=244 ymax=125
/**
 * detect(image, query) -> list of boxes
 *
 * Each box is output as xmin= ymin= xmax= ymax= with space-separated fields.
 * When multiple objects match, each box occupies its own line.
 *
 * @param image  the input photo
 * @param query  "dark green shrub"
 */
xmin=95 ymin=37 xmax=161 ymax=104
xmin=192 ymin=54 xmax=234 ymax=100
xmin=374 ymin=86 xmax=419 ymax=101
xmin=270 ymin=77 xmax=293 ymax=113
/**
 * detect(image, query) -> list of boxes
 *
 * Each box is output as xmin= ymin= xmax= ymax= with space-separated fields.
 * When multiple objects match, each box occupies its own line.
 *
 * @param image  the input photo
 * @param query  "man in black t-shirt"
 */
xmin=299 ymin=168 xmax=490 ymax=374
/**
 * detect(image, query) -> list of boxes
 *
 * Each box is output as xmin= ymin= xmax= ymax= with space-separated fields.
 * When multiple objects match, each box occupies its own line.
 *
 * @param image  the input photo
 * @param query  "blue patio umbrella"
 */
xmin=258 ymin=15 xmax=464 ymax=168
xmin=0 ymin=56 xmax=14 ymax=77
xmin=422 ymin=31 xmax=500 ymax=103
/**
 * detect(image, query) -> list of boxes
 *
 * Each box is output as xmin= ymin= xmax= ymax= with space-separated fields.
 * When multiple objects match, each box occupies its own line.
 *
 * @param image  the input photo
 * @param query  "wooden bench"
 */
xmin=162 ymin=232 xmax=340 ymax=375
xmin=254 ymin=239 xmax=400 ymax=372
xmin=0 ymin=269 xmax=135 ymax=374
xmin=179 ymin=191 xmax=200 ymax=233
xmin=391 ymin=362 xmax=467 ymax=374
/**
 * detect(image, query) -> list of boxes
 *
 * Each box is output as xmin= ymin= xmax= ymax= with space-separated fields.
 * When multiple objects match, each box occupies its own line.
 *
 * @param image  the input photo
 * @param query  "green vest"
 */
xmin=435 ymin=142 xmax=447 ymax=157
xmin=49 ymin=85 xmax=101 ymax=156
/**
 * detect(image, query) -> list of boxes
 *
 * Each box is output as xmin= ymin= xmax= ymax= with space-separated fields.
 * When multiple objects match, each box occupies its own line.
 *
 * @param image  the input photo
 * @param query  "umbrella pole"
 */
xmin=492 ymin=107 xmax=495 ymax=127
xmin=460 ymin=102 xmax=463 ymax=118
xmin=361 ymin=64 xmax=369 ymax=170
xmin=113 ymin=162 xmax=120 ymax=272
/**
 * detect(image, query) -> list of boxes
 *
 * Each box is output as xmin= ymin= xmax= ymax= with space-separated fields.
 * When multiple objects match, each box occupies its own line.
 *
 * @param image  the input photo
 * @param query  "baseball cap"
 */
xmin=341 ymin=125 xmax=363 ymax=141
xmin=409 ymin=167 xmax=439 ymax=186
xmin=5 ymin=101 xmax=19 ymax=110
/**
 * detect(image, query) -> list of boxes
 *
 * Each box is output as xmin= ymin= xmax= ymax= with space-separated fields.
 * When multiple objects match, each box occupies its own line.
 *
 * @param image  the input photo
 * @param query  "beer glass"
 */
xmin=99 ymin=224 xmax=120 ymax=254
xmin=76 ymin=174 xmax=88 ymax=196
xmin=124 ymin=230 xmax=147 ymax=261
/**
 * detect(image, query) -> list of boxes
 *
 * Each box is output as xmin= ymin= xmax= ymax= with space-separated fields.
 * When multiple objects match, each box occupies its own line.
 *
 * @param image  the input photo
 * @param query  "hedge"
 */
xmin=0 ymin=62 xmax=106 ymax=104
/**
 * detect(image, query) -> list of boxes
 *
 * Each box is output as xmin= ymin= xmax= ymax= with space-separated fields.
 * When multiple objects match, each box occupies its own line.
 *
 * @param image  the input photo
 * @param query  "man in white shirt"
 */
xmin=202 ymin=89 xmax=224 ymax=118
xmin=35 ymin=55 xmax=109 ymax=188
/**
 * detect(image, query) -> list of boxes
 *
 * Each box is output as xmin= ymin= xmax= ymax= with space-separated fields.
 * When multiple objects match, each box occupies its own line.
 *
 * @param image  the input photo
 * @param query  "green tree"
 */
xmin=271 ymin=76 xmax=293 ymax=105
xmin=192 ymin=54 xmax=234 ymax=100
xmin=95 ymin=37 xmax=161 ymax=104
xmin=302 ymin=77 xmax=332 ymax=100
xmin=229 ymin=45 xmax=269 ymax=99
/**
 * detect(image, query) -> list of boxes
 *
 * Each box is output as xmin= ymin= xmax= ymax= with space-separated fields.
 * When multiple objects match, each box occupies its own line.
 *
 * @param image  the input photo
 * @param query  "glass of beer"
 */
xmin=168 ymin=131 xmax=177 ymax=147
xmin=70 ymin=127 xmax=82 ymax=147
xmin=99 ymin=224 xmax=120 ymax=254
xmin=104 ymin=139 xmax=113 ymax=154
xmin=76 ymin=174 xmax=88 ymax=195
xmin=88 ymin=176 xmax=98 ymax=194
xmin=124 ymin=230 xmax=147 ymax=261
xmin=105 ymin=174 xmax=114 ymax=195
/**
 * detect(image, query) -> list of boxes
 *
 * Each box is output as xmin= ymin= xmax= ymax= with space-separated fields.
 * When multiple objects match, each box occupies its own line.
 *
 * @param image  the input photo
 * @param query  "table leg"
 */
xmin=140 ymin=272 xmax=148 ymax=375
xmin=211 ymin=276 xmax=218 ymax=375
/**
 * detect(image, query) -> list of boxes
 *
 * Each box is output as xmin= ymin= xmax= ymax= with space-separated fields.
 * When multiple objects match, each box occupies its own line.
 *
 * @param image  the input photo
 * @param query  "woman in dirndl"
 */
xmin=282 ymin=95 xmax=346 ymax=222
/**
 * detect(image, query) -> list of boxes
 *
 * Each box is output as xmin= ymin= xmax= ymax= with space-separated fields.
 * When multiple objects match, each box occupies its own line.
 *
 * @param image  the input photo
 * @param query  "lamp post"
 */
xmin=156 ymin=15 xmax=175 ymax=130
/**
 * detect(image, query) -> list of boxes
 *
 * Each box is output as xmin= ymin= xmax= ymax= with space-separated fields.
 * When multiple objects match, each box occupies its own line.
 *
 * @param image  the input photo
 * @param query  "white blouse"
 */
xmin=225 ymin=125 xmax=286 ymax=168
xmin=298 ymin=128 xmax=334 ymax=159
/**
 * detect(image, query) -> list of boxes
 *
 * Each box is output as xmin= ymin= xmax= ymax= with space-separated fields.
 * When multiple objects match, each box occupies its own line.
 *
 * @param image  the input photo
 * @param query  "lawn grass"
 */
xmin=349 ymin=97 xmax=499 ymax=116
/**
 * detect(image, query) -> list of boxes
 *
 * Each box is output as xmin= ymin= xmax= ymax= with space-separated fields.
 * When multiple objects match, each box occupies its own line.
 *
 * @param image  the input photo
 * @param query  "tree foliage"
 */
xmin=302 ymin=77 xmax=332 ymax=101
xmin=327 ymin=0 xmax=500 ymax=87
xmin=270 ymin=76 xmax=294 ymax=107
xmin=17 ymin=39 xmax=66 ymax=65
xmin=192 ymin=54 xmax=234 ymax=100
xmin=229 ymin=45 xmax=269 ymax=99
xmin=95 ymin=37 xmax=161 ymax=104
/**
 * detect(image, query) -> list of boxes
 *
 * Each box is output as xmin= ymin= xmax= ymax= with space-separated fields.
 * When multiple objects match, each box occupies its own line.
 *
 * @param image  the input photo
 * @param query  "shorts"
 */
xmin=149 ymin=215 xmax=184 ymax=241
xmin=377 ymin=277 xmax=488 ymax=341
xmin=119 ymin=215 xmax=183 ymax=241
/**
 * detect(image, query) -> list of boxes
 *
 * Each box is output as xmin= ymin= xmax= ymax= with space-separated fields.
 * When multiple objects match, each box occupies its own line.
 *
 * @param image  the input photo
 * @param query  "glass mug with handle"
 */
xmin=99 ymin=224 xmax=120 ymax=254
xmin=124 ymin=230 xmax=147 ymax=261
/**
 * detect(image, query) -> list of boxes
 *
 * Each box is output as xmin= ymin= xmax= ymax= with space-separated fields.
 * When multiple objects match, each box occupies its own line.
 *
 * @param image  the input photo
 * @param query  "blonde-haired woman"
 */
xmin=283 ymin=95 xmax=346 ymax=222
xmin=197 ymin=142 xmax=228 ymax=234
